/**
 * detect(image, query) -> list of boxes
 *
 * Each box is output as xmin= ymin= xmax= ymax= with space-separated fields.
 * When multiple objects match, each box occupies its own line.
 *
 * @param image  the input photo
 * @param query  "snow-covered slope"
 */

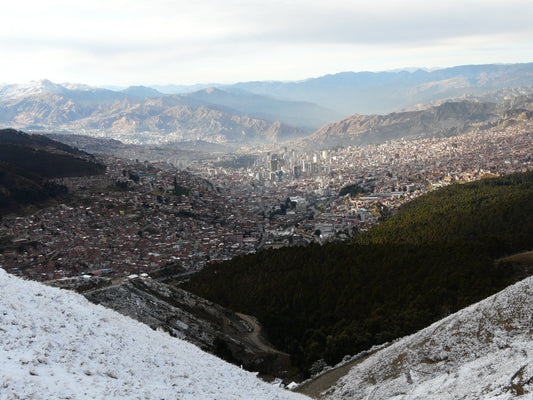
xmin=0 ymin=80 xmax=68 ymax=99
xmin=325 ymin=277 xmax=533 ymax=400
xmin=0 ymin=269 xmax=308 ymax=400
xmin=0 ymin=80 xmax=102 ymax=99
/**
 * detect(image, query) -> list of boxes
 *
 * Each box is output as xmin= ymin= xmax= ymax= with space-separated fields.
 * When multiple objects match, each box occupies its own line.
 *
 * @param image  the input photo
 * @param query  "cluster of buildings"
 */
xmin=189 ymin=120 xmax=533 ymax=244
xmin=1 ymin=120 xmax=531 ymax=281
xmin=0 ymin=157 xmax=260 ymax=281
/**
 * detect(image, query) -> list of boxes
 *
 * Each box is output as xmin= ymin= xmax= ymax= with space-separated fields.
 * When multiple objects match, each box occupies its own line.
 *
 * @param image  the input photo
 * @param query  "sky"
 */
xmin=2 ymin=0 xmax=533 ymax=86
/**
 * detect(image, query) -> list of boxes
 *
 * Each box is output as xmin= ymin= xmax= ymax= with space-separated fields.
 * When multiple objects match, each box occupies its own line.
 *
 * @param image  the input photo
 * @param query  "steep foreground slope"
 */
xmin=47 ymin=276 xmax=292 ymax=376
xmin=0 ymin=269 xmax=308 ymax=400
xmin=324 ymin=276 xmax=533 ymax=400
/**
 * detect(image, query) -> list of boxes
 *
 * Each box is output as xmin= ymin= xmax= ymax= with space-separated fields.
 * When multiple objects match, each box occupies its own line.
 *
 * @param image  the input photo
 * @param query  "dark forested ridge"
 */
xmin=0 ymin=129 xmax=105 ymax=213
xmin=358 ymin=171 xmax=533 ymax=250
xmin=184 ymin=171 xmax=533 ymax=377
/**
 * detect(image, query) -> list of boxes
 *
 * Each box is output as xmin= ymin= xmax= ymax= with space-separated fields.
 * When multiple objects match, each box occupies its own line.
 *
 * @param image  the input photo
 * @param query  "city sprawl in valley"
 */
xmin=1 ymin=120 xmax=531 ymax=281
xmin=1 ymin=62 xmax=533 ymax=399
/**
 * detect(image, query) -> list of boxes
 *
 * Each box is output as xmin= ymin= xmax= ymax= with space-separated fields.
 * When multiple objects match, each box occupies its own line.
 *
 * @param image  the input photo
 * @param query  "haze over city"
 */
xmin=2 ymin=0 xmax=533 ymax=86
xmin=1 ymin=1 xmax=533 ymax=398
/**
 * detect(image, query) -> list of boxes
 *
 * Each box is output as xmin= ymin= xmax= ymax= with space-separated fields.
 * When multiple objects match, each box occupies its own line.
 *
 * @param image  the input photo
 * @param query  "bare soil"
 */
xmin=295 ymin=354 xmax=373 ymax=398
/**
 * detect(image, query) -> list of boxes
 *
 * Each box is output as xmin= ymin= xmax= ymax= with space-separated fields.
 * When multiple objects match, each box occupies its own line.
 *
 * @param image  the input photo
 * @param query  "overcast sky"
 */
xmin=2 ymin=0 xmax=533 ymax=86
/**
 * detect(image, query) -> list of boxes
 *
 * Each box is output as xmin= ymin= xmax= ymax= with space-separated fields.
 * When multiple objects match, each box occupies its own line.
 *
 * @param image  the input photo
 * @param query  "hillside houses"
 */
xmin=1 ymin=120 xmax=531 ymax=281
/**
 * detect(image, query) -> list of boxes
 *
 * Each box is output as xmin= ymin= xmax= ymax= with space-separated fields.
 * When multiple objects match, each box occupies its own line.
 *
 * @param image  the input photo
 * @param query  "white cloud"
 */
xmin=1 ymin=0 xmax=533 ymax=85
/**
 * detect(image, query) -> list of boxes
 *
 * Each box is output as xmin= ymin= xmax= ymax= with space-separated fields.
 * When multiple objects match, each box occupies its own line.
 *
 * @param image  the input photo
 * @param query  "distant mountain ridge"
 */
xmin=299 ymin=94 xmax=533 ymax=149
xmin=0 ymin=82 xmax=307 ymax=145
xmin=183 ymin=87 xmax=342 ymax=129
xmin=2 ymin=63 xmax=533 ymax=148
xmin=226 ymin=63 xmax=533 ymax=115
xmin=120 ymin=85 xmax=164 ymax=98
xmin=0 ymin=79 xmax=126 ymax=104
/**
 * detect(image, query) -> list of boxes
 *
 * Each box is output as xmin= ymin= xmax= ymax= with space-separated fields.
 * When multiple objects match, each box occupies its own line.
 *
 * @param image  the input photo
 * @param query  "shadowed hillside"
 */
xmin=324 ymin=275 xmax=533 ymax=399
xmin=184 ymin=171 xmax=533 ymax=377
xmin=0 ymin=129 xmax=105 ymax=213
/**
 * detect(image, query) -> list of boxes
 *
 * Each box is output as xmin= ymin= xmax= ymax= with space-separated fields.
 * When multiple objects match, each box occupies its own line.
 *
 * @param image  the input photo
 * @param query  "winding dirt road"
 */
xmin=236 ymin=312 xmax=289 ymax=355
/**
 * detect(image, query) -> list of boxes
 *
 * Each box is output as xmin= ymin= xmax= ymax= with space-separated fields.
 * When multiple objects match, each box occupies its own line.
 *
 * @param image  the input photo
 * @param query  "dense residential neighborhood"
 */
xmin=2 ymin=3 xmax=533 ymax=395
xmin=1 ymin=120 xmax=531 ymax=281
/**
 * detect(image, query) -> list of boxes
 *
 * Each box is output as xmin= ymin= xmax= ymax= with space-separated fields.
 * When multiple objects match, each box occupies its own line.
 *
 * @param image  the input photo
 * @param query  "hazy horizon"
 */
xmin=1 ymin=61 xmax=532 ymax=91
xmin=2 ymin=0 xmax=533 ymax=87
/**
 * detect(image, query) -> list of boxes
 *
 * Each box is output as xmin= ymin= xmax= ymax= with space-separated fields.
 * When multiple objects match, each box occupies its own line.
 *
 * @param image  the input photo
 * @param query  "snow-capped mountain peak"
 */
xmin=0 ymin=80 xmax=103 ymax=100
xmin=61 ymin=82 xmax=95 ymax=92
xmin=0 ymin=79 xmax=67 ymax=99
xmin=0 ymin=268 xmax=308 ymax=400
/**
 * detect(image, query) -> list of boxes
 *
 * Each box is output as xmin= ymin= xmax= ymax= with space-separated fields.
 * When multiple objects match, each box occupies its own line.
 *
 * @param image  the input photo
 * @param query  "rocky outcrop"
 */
xmin=323 ymin=276 xmax=533 ymax=399
xmin=0 ymin=82 xmax=305 ymax=145
xmin=300 ymin=94 xmax=533 ymax=150
xmin=51 ymin=276 xmax=291 ymax=376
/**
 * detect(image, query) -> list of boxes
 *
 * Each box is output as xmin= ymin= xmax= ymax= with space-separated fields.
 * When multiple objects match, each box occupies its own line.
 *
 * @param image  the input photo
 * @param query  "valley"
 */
xmin=2 ymin=64 xmax=533 ymax=150
xmin=1 ymin=63 xmax=533 ymax=399
xmin=2 ymin=119 xmax=531 ymax=282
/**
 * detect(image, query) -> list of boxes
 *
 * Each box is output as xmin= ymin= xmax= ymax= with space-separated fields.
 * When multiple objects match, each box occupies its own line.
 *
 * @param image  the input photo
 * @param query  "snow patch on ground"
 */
xmin=0 ymin=268 xmax=308 ymax=400
xmin=325 ymin=277 xmax=533 ymax=400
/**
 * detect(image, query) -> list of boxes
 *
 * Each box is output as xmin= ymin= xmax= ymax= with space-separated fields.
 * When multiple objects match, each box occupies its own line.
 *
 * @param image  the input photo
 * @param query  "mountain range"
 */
xmin=225 ymin=63 xmax=533 ymax=115
xmin=181 ymin=87 xmax=342 ymax=129
xmin=298 ymin=94 xmax=533 ymax=149
xmin=146 ymin=63 xmax=533 ymax=115
xmin=2 ymin=63 xmax=533 ymax=149
xmin=0 ymin=80 xmax=329 ymax=146
xmin=0 ymin=84 xmax=308 ymax=146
